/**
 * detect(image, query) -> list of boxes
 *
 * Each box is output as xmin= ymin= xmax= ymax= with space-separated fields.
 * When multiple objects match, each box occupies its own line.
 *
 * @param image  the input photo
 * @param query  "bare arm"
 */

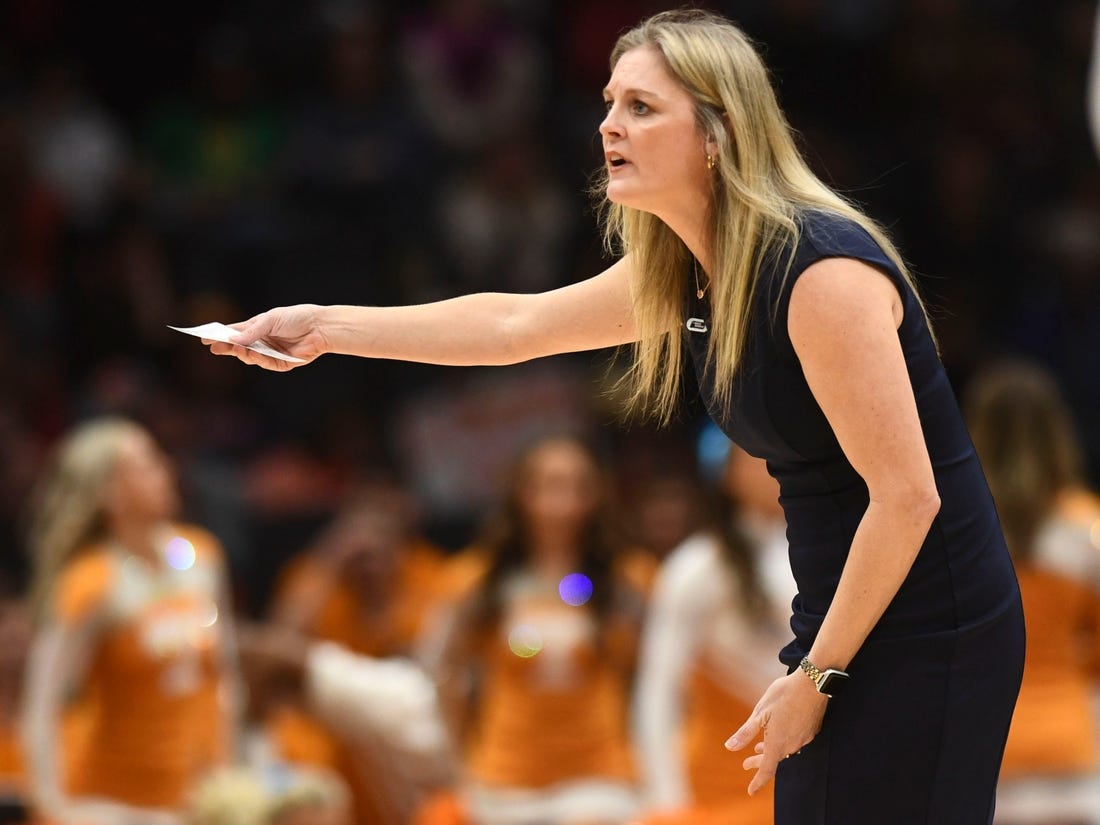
xmin=729 ymin=257 xmax=940 ymax=794
xmin=633 ymin=541 xmax=705 ymax=811
xmin=793 ymin=259 xmax=940 ymax=669
xmin=208 ymin=256 xmax=639 ymax=371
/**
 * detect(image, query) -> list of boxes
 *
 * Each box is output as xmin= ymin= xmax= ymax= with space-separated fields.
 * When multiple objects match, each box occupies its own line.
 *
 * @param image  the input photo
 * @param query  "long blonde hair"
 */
xmin=596 ymin=9 xmax=929 ymax=423
xmin=965 ymin=362 xmax=1084 ymax=561
xmin=25 ymin=417 xmax=144 ymax=621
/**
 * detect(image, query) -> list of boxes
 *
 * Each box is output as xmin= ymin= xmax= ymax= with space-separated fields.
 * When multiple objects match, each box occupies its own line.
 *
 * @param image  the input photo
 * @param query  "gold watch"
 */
xmin=799 ymin=656 xmax=850 ymax=698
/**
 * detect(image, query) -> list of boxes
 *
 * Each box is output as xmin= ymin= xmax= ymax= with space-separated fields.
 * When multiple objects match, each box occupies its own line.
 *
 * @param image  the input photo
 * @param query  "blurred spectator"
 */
xmin=416 ymin=434 xmax=650 ymax=825
xmin=628 ymin=475 xmax=706 ymax=562
xmin=262 ymin=481 xmax=452 ymax=825
xmin=237 ymin=626 xmax=452 ymax=825
xmin=395 ymin=363 xmax=595 ymax=545
xmin=634 ymin=444 xmax=794 ymax=825
xmin=279 ymin=3 xmax=427 ymax=308
xmin=26 ymin=58 xmax=130 ymax=232
xmin=401 ymin=0 xmax=545 ymax=157
xmin=434 ymin=133 xmax=575 ymax=295
xmin=965 ymin=363 xmax=1100 ymax=824
xmin=21 ymin=417 xmax=241 ymax=825
xmin=140 ymin=23 xmax=286 ymax=300
xmin=0 ymin=105 xmax=64 ymax=366
xmin=269 ymin=482 xmax=447 ymax=656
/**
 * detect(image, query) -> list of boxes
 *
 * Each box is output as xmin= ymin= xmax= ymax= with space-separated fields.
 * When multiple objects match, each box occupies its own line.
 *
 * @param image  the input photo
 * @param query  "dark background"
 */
xmin=1 ymin=0 xmax=1097 ymax=613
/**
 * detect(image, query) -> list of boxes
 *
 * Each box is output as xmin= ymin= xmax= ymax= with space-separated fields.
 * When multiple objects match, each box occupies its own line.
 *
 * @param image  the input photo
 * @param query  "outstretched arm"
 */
xmin=205 ymin=256 xmax=639 ymax=371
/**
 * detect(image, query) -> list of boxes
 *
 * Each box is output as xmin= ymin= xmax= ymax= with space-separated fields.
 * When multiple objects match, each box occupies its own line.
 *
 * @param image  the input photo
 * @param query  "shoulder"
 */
xmin=53 ymin=547 xmax=120 ymax=624
xmin=797 ymin=209 xmax=886 ymax=260
xmin=761 ymin=210 xmax=901 ymax=302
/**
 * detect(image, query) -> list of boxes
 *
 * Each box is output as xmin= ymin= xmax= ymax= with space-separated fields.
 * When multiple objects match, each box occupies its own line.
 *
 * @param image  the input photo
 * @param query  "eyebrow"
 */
xmin=601 ymin=86 xmax=663 ymax=100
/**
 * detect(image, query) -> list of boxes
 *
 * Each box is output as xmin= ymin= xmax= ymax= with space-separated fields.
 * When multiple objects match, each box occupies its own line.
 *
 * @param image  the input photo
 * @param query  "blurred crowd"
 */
xmin=0 ymin=0 xmax=1098 ymax=824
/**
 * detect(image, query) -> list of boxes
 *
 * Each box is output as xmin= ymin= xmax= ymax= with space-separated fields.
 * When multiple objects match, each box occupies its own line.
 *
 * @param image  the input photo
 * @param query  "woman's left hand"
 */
xmin=724 ymin=671 xmax=828 ymax=795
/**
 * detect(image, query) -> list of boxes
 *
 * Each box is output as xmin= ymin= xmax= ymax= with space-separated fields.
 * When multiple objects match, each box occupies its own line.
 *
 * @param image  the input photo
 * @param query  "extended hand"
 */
xmin=724 ymin=671 xmax=828 ymax=795
xmin=203 ymin=304 xmax=328 ymax=371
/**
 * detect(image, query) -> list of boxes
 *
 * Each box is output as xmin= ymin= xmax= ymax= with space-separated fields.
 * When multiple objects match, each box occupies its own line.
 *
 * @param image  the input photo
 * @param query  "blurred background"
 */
xmin=1 ymin=1 xmax=1099 ymax=822
xmin=0 ymin=0 xmax=1095 ymax=607
xmin=1 ymin=0 xmax=1098 ymax=607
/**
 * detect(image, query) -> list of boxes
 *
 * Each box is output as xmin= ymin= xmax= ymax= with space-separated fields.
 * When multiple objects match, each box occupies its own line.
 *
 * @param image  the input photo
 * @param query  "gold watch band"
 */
xmin=799 ymin=656 xmax=825 ymax=687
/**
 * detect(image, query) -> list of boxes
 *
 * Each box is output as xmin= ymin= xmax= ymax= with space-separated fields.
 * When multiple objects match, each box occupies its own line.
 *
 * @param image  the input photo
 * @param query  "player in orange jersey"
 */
xmin=416 ymin=434 xmax=647 ymax=825
xmin=262 ymin=482 xmax=453 ymax=825
xmin=20 ymin=418 xmax=241 ymax=825
xmin=966 ymin=363 xmax=1100 ymax=825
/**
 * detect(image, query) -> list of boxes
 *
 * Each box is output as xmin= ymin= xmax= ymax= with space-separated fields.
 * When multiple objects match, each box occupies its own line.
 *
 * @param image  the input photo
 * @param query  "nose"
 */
xmin=599 ymin=105 xmax=624 ymax=140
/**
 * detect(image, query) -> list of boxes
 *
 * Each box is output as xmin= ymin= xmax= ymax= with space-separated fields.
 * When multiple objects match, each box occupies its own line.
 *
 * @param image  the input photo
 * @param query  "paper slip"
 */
xmin=168 ymin=322 xmax=307 ymax=363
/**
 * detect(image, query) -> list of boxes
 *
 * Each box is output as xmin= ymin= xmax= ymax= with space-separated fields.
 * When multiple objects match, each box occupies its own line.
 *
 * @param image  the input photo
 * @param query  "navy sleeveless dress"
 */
xmin=685 ymin=210 xmax=1025 ymax=824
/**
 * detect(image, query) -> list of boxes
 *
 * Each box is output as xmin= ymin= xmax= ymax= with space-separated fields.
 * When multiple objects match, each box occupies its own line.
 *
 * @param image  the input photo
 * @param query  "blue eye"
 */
xmin=630 ymin=100 xmax=650 ymax=115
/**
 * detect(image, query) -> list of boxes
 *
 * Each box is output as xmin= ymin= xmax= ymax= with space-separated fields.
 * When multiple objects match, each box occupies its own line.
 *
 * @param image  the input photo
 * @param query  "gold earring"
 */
xmin=706 ymin=153 xmax=717 ymax=171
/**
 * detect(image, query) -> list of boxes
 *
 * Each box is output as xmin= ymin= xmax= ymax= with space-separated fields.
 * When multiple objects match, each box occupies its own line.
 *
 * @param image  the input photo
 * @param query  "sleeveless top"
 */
xmin=684 ymin=210 xmax=1020 ymax=668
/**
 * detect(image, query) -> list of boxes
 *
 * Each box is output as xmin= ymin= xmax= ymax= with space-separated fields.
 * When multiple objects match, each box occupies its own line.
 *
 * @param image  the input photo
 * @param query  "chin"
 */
xmin=605 ymin=183 xmax=642 ymax=210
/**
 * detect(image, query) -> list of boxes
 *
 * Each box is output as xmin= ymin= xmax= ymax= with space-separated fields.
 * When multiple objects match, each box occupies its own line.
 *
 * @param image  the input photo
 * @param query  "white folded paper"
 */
xmin=168 ymin=322 xmax=307 ymax=363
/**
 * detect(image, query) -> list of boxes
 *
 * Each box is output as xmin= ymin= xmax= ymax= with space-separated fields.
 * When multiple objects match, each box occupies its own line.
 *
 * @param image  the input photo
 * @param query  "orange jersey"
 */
xmin=51 ymin=525 xmax=232 ymax=808
xmin=0 ymin=719 xmax=23 ymax=796
xmin=637 ymin=660 xmax=774 ymax=825
xmin=1001 ymin=565 xmax=1100 ymax=776
xmin=1001 ymin=512 xmax=1100 ymax=777
xmin=274 ymin=540 xmax=449 ymax=657
xmin=459 ymin=566 xmax=642 ymax=789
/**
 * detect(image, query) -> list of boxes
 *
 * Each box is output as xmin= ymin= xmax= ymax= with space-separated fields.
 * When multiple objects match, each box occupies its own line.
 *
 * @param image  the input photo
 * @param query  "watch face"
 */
xmin=819 ymin=670 xmax=850 ymax=698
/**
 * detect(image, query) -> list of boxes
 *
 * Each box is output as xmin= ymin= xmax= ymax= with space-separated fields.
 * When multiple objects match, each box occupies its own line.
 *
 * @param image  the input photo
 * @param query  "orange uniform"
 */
xmin=273 ymin=540 xmax=450 ymax=657
xmin=268 ymin=540 xmax=452 ymax=825
xmin=411 ymin=550 xmax=652 ymax=825
xmin=48 ymin=525 xmax=232 ymax=809
xmin=453 ymin=555 xmax=644 ymax=788
xmin=466 ymin=617 xmax=637 ymax=788
xmin=1000 ymin=513 xmax=1100 ymax=777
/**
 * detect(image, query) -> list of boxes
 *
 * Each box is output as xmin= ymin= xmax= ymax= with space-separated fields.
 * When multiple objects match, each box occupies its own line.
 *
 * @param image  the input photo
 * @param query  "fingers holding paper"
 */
xmin=186 ymin=304 xmax=329 ymax=371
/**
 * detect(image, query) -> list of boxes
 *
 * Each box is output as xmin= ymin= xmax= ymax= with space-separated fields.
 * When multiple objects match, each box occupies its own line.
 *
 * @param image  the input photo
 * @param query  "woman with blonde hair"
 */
xmin=966 ymin=362 xmax=1100 ymax=825
xmin=200 ymin=9 xmax=1024 ymax=823
xmin=21 ymin=417 xmax=240 ymax=825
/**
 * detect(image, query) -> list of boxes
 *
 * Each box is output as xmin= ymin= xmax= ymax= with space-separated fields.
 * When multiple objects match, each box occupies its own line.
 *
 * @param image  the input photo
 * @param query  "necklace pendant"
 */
xmin=696 ymin=288 xmax=705 ymax=299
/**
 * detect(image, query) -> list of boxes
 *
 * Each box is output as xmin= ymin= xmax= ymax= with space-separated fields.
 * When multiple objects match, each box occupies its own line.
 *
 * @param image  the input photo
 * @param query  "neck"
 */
xmin=527 ymin=534 xmax=582 ymax=578
xmin=653 ymin=192 xmax=713 ymax=275
xmin=108 ymin=516 xmax=162 ymax=562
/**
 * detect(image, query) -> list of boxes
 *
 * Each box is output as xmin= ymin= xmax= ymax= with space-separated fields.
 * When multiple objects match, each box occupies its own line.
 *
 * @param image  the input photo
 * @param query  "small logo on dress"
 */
xmin=686 ymin=317 xmax=708 ymax=333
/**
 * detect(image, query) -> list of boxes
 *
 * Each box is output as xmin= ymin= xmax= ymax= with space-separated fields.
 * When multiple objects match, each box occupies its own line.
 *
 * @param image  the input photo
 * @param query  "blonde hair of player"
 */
xmin=595 ymin=9 xmax=930 ymax=423
xmin=25 ymin=417 xmax=146 ymax=623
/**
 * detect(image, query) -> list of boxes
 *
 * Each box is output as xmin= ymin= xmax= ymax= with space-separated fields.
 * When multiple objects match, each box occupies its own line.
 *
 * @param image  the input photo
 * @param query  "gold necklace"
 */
xmin=693 ymin=259 xmax=710 ymax=300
